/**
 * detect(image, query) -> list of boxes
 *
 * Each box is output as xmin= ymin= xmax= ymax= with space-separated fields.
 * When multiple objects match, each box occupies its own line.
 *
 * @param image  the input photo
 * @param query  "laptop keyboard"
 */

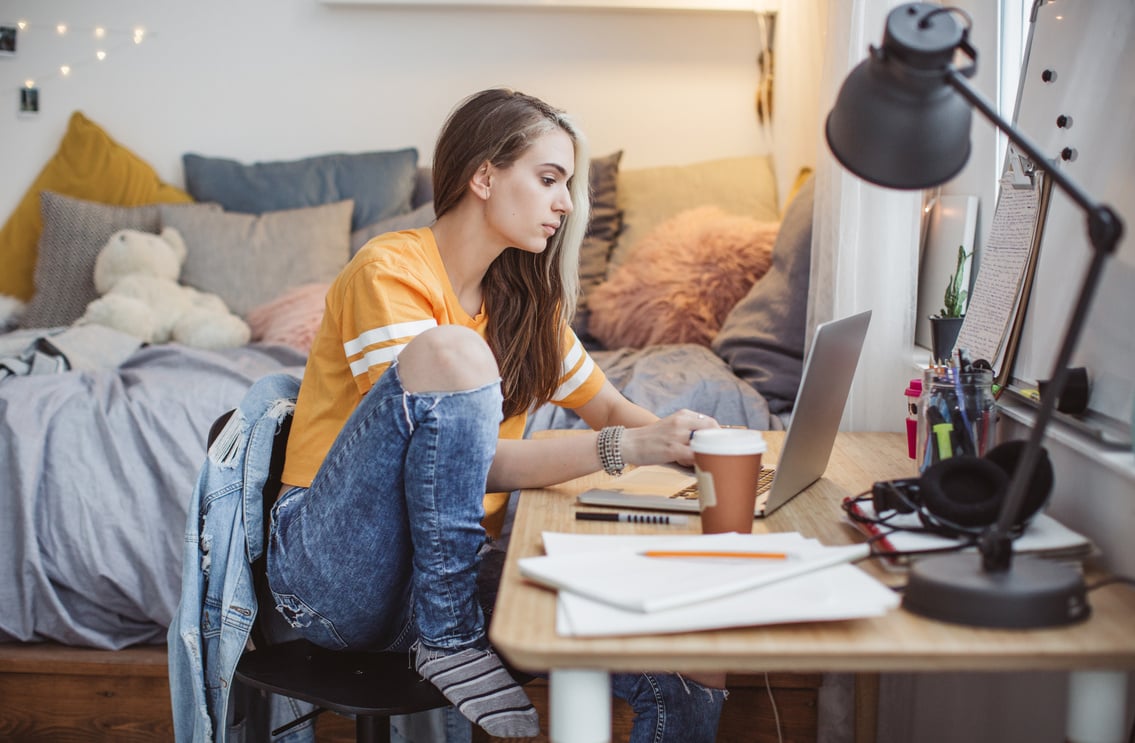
xmin=671 ymin=466 xmax=775 ymax=501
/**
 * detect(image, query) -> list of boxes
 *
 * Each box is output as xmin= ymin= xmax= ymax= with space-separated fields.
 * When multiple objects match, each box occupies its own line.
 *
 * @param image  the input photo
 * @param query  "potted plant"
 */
xmin=929 ymin=245 xmax=971 ymax=362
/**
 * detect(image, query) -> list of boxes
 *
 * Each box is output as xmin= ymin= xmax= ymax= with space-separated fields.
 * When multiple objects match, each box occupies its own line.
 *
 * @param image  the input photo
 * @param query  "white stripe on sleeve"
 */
xmin=561 ymin=337 xmax=584 ymax=375
xmin=349 ymin=343 xmax=408 ymax=377
xmin=552 ymin=352 xmax=595 ymax=402
xmin=343 ymin=318 xmax=438 ymax=358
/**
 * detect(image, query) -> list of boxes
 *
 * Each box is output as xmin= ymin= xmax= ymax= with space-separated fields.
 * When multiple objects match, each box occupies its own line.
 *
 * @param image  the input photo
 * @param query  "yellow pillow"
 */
xmin=781 ymin=167 xmax=814 ymax=218
xmin=0 ymin=111 xmax=192 ymax=299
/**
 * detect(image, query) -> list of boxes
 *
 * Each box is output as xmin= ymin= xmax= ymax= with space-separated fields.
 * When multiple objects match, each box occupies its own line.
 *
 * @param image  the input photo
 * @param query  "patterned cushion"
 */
xmin=21 ymin=194 xmax=159 ymax=329
xmin=20 ymin=193 xmax=218 ymax=330
xmin=573 ymin=151 xmax=624 ymax=346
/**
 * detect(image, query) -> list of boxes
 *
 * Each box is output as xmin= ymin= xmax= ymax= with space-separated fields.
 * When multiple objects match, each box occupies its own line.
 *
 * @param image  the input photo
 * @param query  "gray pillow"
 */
xmin=182 ymin=149 xmax=418 ymax=232
xmin=160 ymin=200 xmax=353 ymax=317
xmin=411 ymin=166 xmax=433 ymax=208
xmin=20 ymin=192 xmax=215 ymax=329
xmin=573 ymin=150 xmax=624 ymax=346
xmin=711 ymin=175 xmax=814 ymax=414
xmin=350 ymin=201 xmax=436 ymax=254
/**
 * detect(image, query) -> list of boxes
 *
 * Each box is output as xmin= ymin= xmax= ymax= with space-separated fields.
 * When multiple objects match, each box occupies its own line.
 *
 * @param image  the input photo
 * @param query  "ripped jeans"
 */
xmin=267 ymin=363 xmax=725 ymax=742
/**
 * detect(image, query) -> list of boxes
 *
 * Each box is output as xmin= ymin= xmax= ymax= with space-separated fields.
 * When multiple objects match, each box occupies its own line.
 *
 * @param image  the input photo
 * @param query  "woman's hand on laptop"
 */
xmin=624 ymin=409 xmax=719 ymax=468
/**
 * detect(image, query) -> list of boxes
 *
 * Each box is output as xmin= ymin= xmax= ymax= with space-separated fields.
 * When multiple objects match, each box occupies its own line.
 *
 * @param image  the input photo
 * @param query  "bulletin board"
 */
xmin=1006 ymin=0 xmax=1135 ymax=431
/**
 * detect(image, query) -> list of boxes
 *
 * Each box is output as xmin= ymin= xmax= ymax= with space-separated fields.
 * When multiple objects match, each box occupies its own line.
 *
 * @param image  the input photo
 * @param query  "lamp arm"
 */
xmin=977 ymin=244 xmax=1111 ymax=571
xmin=943 ymin=70 xmax=1126 ymax=572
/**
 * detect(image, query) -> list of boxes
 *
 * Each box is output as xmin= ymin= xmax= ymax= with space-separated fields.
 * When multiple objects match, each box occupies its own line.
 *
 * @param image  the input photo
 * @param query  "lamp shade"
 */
xmin=825 ymin=3 xmax=974 ymax=189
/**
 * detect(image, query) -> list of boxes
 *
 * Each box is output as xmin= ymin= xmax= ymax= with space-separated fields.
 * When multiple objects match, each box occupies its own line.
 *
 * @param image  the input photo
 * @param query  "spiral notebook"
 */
xmin=578 ymin=310 xmax=872 ymax=518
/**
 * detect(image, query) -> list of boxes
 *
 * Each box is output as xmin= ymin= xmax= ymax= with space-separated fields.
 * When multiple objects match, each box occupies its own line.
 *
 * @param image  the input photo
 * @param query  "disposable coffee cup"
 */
xmin=690 ymin=428 xmax=767 ymax=534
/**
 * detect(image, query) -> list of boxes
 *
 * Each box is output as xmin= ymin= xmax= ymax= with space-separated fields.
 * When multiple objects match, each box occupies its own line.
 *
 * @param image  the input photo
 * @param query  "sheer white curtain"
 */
xmin=810 ymin=0 xmax=922 ymax=432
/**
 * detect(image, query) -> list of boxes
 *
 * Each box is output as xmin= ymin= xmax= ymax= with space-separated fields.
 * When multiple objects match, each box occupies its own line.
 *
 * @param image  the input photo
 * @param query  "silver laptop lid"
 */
xmin=761 ymin=309 xmax=872 ymax=514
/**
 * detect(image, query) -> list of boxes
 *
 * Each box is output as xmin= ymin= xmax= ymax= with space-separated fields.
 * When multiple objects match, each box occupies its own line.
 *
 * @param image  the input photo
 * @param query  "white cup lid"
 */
xmin=690 ymin=428 xmax=767 ymax=455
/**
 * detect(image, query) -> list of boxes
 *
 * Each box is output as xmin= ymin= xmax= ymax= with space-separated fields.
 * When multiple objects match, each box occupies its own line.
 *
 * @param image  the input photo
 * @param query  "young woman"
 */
xmin=269 ymin=88 xmax=725 ymax=740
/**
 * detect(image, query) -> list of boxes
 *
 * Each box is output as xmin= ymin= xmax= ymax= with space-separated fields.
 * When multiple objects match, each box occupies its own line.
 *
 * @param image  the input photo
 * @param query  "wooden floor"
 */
xmin=0 ymin=643 xmax=822 ymax=742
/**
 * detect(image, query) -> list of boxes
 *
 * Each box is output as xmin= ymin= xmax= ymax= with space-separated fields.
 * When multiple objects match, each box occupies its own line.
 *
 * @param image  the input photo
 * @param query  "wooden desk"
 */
xmin=489 ymin=432 xmax=1135 ymax=743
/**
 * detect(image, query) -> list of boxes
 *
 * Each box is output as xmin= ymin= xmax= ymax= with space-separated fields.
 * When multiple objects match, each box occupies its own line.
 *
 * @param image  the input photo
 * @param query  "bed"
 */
xmin=0 ymin=110 xmax=819 ymax=740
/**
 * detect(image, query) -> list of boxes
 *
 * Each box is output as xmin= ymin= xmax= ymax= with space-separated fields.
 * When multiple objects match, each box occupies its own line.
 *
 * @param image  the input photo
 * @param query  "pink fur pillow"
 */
xmin=246 ymin=282 xmax=329 ymax=354
xmin=587 ymin=206 xmax=777 ymax=349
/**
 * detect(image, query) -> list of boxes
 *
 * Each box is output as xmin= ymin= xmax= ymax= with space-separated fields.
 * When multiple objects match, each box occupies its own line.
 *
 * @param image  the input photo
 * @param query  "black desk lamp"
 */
xmin=825 ymin=3 xmax=1124 ymax=628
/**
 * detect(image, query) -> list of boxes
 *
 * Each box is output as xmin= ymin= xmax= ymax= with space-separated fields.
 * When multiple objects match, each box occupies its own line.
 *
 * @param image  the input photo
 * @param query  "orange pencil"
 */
xmin=639 ymin=550 xmax=790 ymax=560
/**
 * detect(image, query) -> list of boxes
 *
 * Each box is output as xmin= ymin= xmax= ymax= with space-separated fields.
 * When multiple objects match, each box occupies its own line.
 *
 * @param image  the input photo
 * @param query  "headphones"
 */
xmin=853 ymin=440 xmax=1054 ymax=540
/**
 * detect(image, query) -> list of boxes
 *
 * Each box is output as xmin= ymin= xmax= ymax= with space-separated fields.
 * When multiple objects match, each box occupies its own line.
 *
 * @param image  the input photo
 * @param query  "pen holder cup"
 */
xmin=916 ymin=369 xmax=997 ymax=474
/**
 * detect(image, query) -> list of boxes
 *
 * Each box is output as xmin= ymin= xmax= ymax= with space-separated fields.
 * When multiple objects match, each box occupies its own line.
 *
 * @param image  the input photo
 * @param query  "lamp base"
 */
xmin=901 ymin=552 xmax=1090 ymax=628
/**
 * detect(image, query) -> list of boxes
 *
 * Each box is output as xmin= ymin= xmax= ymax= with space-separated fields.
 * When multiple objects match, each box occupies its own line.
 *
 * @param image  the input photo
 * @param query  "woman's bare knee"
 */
xmin=398 ymin=326 xmax=498 ymax=392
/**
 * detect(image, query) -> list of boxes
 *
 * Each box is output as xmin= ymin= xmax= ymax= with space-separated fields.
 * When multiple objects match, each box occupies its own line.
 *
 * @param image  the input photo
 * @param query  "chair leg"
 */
xmin=356 ymin=714 xmax=390 ymax=743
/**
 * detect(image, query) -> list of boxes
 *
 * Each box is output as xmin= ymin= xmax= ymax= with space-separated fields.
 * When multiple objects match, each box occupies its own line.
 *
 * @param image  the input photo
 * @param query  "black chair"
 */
xmin=235 ymin=640 xmax=450 ymax=743
xmin=207 ymin=410 xmax=451 ymax=743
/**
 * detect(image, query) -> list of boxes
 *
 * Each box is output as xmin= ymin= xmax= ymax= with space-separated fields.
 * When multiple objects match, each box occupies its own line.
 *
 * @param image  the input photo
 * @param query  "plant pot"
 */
xmin=929 ymin=315 xmax=964 ymax=362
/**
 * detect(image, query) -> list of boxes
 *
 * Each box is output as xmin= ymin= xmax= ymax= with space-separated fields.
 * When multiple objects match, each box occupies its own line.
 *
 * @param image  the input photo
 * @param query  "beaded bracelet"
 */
xmin=597 ymin=425 xmax=626 ymax=477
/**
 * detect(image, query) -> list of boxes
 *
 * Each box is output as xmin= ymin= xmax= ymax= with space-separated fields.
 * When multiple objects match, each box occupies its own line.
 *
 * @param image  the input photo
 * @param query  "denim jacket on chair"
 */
xmin=167 ymin=372 xmax=314 ymax=743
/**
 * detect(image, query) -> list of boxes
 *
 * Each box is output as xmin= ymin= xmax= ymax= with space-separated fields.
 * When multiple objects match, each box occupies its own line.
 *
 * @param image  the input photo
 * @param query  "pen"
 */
xmin=575 ymin=512 xmax=689 ymax=525
xmin=639 ymin=550 xmax=789 ymax=560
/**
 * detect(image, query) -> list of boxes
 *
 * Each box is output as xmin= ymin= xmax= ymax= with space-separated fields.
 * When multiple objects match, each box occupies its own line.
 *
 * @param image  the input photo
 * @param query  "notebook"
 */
xmin=577 ymin=310 xmax=872 ymax=518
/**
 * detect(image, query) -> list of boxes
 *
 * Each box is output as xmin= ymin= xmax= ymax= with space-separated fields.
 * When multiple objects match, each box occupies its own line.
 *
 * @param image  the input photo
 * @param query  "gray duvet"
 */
xmin=0 ymin=340 xmax=305 ymax=648
xmin=0 ymin=336 xmax=767 ymax=649
xmin=528 ymin=344 xmax=772 ymax=433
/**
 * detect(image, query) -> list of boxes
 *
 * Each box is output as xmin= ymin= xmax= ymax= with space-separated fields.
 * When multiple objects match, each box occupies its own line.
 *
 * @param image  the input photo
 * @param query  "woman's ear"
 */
xmin=471 ymin=161 xmax=493 ymax=200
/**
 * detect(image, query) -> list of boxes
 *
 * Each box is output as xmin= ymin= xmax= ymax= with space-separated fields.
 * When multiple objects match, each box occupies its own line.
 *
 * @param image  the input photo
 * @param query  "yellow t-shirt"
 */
xmin=281 ymin=227 xmax=606 ymax=536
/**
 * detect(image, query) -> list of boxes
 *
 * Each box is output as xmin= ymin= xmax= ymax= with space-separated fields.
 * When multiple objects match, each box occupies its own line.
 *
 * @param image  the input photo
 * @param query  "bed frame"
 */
xmin=0 ymin=642 xmax=824 ymax=742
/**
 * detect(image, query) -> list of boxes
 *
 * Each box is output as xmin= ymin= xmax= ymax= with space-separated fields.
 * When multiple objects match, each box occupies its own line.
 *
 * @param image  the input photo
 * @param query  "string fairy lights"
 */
xmin=1 ymin=18 xmax=154 ymax=116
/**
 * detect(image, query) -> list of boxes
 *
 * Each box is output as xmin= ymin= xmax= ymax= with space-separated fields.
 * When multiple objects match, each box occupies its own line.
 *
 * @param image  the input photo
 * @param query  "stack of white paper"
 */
xmin=518 ymin=532 xmax=900 ymax=637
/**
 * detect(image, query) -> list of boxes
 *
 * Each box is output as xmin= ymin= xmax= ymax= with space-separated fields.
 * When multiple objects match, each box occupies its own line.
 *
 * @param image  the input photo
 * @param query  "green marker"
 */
xmin=933 ymin=422 xmax=954 ymax=460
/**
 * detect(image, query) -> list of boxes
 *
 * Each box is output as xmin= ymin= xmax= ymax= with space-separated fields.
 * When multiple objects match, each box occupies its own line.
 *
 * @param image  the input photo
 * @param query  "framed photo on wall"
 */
xmin=19 ymin=86 xmax=39 ymax=117
xmin=0 ymin=25 xmax=17 ymax=56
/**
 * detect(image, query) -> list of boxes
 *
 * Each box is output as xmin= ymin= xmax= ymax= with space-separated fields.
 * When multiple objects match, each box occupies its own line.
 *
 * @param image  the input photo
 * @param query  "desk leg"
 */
xmin=549 ymin=669 xmax=611 ymax=743
xmin=1066 ymin=671 xmax=1128 ymax=743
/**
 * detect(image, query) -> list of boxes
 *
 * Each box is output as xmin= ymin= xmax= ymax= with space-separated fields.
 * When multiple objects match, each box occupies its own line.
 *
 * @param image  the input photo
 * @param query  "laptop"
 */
xmin=577 ymin=310 xmax=872 ymax=518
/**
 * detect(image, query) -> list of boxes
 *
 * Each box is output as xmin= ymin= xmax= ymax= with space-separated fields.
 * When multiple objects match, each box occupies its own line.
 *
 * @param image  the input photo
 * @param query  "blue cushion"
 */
xmin=183 ymin=149 xmax=419 ymax=232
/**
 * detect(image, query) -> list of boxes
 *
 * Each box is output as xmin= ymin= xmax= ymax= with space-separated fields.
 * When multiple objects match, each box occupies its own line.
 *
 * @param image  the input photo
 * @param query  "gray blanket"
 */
xmin=528 ymin=344 xmax=772 ymax=433
xmin=0 ymin=341 xmax=305 ymax=648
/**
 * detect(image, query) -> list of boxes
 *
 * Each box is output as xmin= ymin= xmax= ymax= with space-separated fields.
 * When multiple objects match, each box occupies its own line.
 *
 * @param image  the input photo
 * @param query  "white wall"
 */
xmin=0 ymin=0 xmax=770 ymax=220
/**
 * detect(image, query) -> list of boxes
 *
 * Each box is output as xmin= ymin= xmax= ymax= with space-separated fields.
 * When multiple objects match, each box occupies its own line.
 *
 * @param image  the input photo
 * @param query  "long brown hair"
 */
xmin=432 ymin=89 xmax=591 ymax=419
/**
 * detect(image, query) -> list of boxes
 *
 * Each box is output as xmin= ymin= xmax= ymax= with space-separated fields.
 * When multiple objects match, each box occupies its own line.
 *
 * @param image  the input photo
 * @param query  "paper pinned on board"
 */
xmin=955 ymin=160 xmax=1050 ymax=380
xmin=518 ymin=532 xmax=872 ymax=614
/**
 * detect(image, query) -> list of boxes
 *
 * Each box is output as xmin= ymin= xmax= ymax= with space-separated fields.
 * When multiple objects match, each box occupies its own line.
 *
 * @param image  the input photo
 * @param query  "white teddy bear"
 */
xmin=78 ymin=227 xmax=251 ymax=350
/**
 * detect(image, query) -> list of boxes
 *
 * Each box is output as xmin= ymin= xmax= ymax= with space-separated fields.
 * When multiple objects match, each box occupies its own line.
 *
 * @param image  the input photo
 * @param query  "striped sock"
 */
xmin=416 ymin=646 xmax=539 ymax=737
